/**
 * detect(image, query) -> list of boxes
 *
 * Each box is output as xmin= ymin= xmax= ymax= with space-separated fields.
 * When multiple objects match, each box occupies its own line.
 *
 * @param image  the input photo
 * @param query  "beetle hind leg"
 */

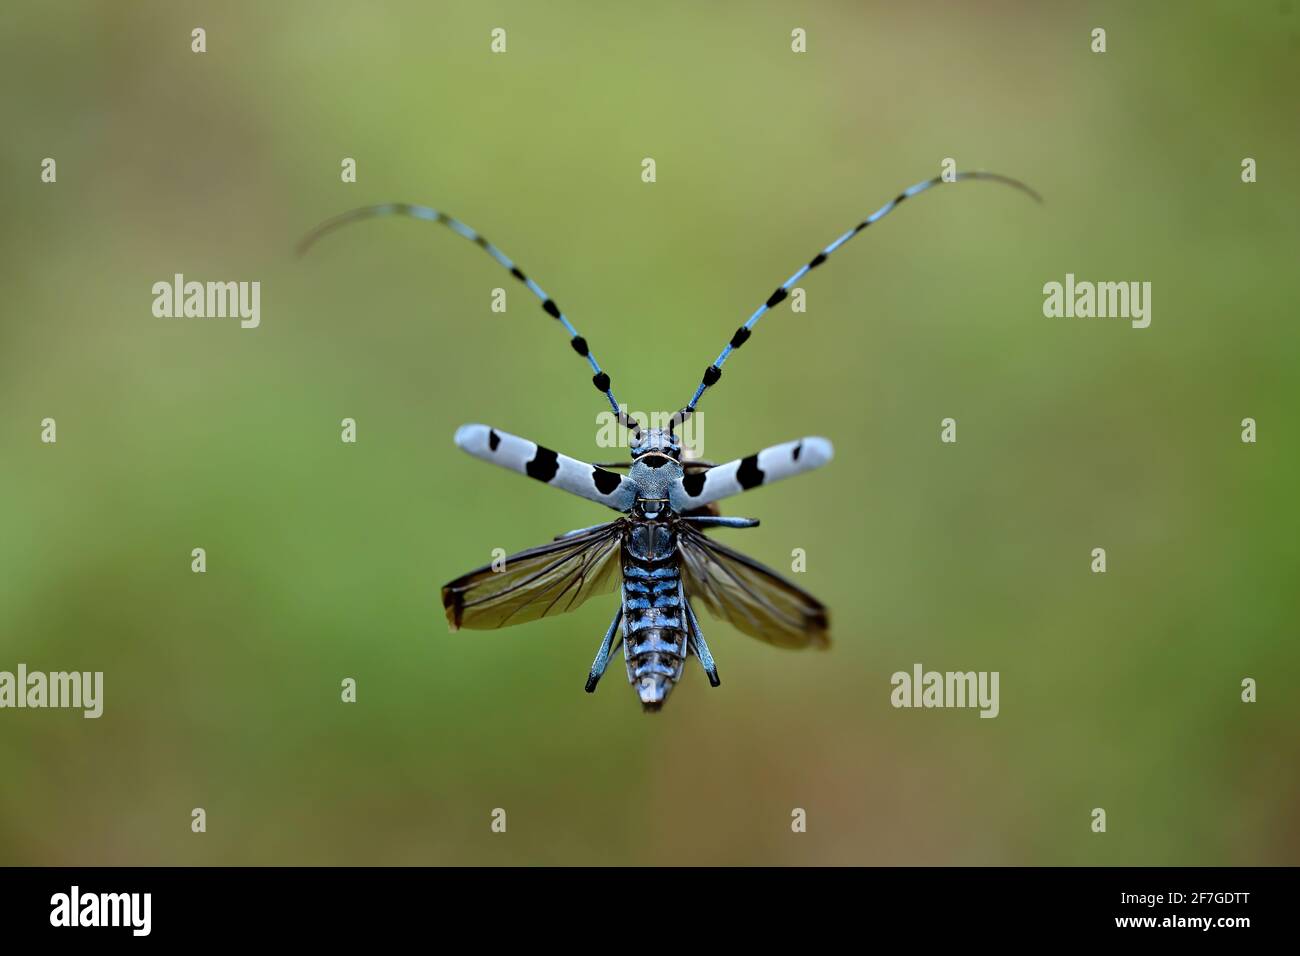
xmin=684 ymin=598 xmax=720 ymax=687
xmin=584 ymin=606 xmax=624 ymax=693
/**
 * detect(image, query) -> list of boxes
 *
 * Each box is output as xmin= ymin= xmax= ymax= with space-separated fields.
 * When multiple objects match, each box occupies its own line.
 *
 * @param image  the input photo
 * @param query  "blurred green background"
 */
xmin=1 ymin=1 xmax=1297 ymax=866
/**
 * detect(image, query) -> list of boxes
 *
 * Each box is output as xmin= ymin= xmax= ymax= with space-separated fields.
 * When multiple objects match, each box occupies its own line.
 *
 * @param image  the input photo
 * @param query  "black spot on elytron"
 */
xmin=542 ymin=299 xmax=561 ymax=319
xmin=525 ymin=446 xmax=560 ymax=483
xmin=488 ymin=429 xmax=501 ymax=452
xmin=681 ymin=472 xmax=706 ymax=497
xmin=809 ymin=252 xmax=827 ymax=269
xmin=729 ymin=326 xmax=751 ymax=349
xmin=765 ymin=287 xmax=788 ymax=309
xmin=592 ymin=371 xmax=611 ymax=392
xmin=736 ymin=454 xmax=764 ymax=490
xmin=510 ymin=267 xmax=526 ymax=282
xmin=702 ymin=365 xmax=722 ymax=387
xmin=592 ymin=468 xmax=622 ymax=495
xmin=792 ymin=442 xmax=802 ymax=461
xmin=570 ymin=336 xmax=589 ymax=356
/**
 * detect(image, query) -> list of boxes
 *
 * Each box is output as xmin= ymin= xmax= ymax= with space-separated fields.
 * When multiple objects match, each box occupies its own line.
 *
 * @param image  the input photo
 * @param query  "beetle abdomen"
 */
xmin=622 ymin=520 xmax=687 ymax=711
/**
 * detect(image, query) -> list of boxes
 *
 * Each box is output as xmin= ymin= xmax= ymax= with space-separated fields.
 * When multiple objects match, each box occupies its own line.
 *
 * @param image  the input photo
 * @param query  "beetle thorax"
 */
xmin=628 ymin=427 xmax=683 ymax=513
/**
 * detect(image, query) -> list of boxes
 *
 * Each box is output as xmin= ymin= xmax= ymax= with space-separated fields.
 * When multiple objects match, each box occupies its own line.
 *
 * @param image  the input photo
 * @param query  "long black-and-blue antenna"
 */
xmin=299 ymin=204 xmax=642 ymax=434
xmin=670 ymin=171 xmax=1041 ymax=428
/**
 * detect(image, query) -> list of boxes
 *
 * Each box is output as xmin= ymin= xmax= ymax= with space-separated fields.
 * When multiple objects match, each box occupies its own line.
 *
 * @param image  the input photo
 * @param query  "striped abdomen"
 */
xmin=621 ymin=520 xmax=687 ymax=711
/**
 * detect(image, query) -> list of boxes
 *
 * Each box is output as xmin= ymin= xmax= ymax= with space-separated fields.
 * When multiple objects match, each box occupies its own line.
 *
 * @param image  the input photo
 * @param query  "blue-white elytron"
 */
xmin=301 ymin=170 xmax=1038 ymax=710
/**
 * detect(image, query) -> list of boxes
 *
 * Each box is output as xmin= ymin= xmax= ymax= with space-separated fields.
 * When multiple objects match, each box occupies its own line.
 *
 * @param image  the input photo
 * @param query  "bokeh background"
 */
xmin=1 ymin=1 xmax=1297 ymax=865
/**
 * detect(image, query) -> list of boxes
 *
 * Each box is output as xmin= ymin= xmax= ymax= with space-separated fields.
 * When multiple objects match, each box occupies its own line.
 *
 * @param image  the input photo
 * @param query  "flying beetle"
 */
xmin=300 ymin=170 xmax=1039 ymax=711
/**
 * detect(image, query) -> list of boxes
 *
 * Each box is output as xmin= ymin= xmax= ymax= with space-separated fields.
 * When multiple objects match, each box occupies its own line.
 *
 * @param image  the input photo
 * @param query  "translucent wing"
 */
xmin=677 ymin=523 xmax=830 ymax=649
xmin=442 ymin=520 xmax=626 ymax=630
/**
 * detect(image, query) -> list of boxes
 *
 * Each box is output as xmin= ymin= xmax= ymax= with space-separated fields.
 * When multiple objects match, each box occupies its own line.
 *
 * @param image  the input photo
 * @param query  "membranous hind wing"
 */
xmin=677 ymin=523 xmax=829 ymax=649
xmin=442 ymin=520 xmax=626 ymax=630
